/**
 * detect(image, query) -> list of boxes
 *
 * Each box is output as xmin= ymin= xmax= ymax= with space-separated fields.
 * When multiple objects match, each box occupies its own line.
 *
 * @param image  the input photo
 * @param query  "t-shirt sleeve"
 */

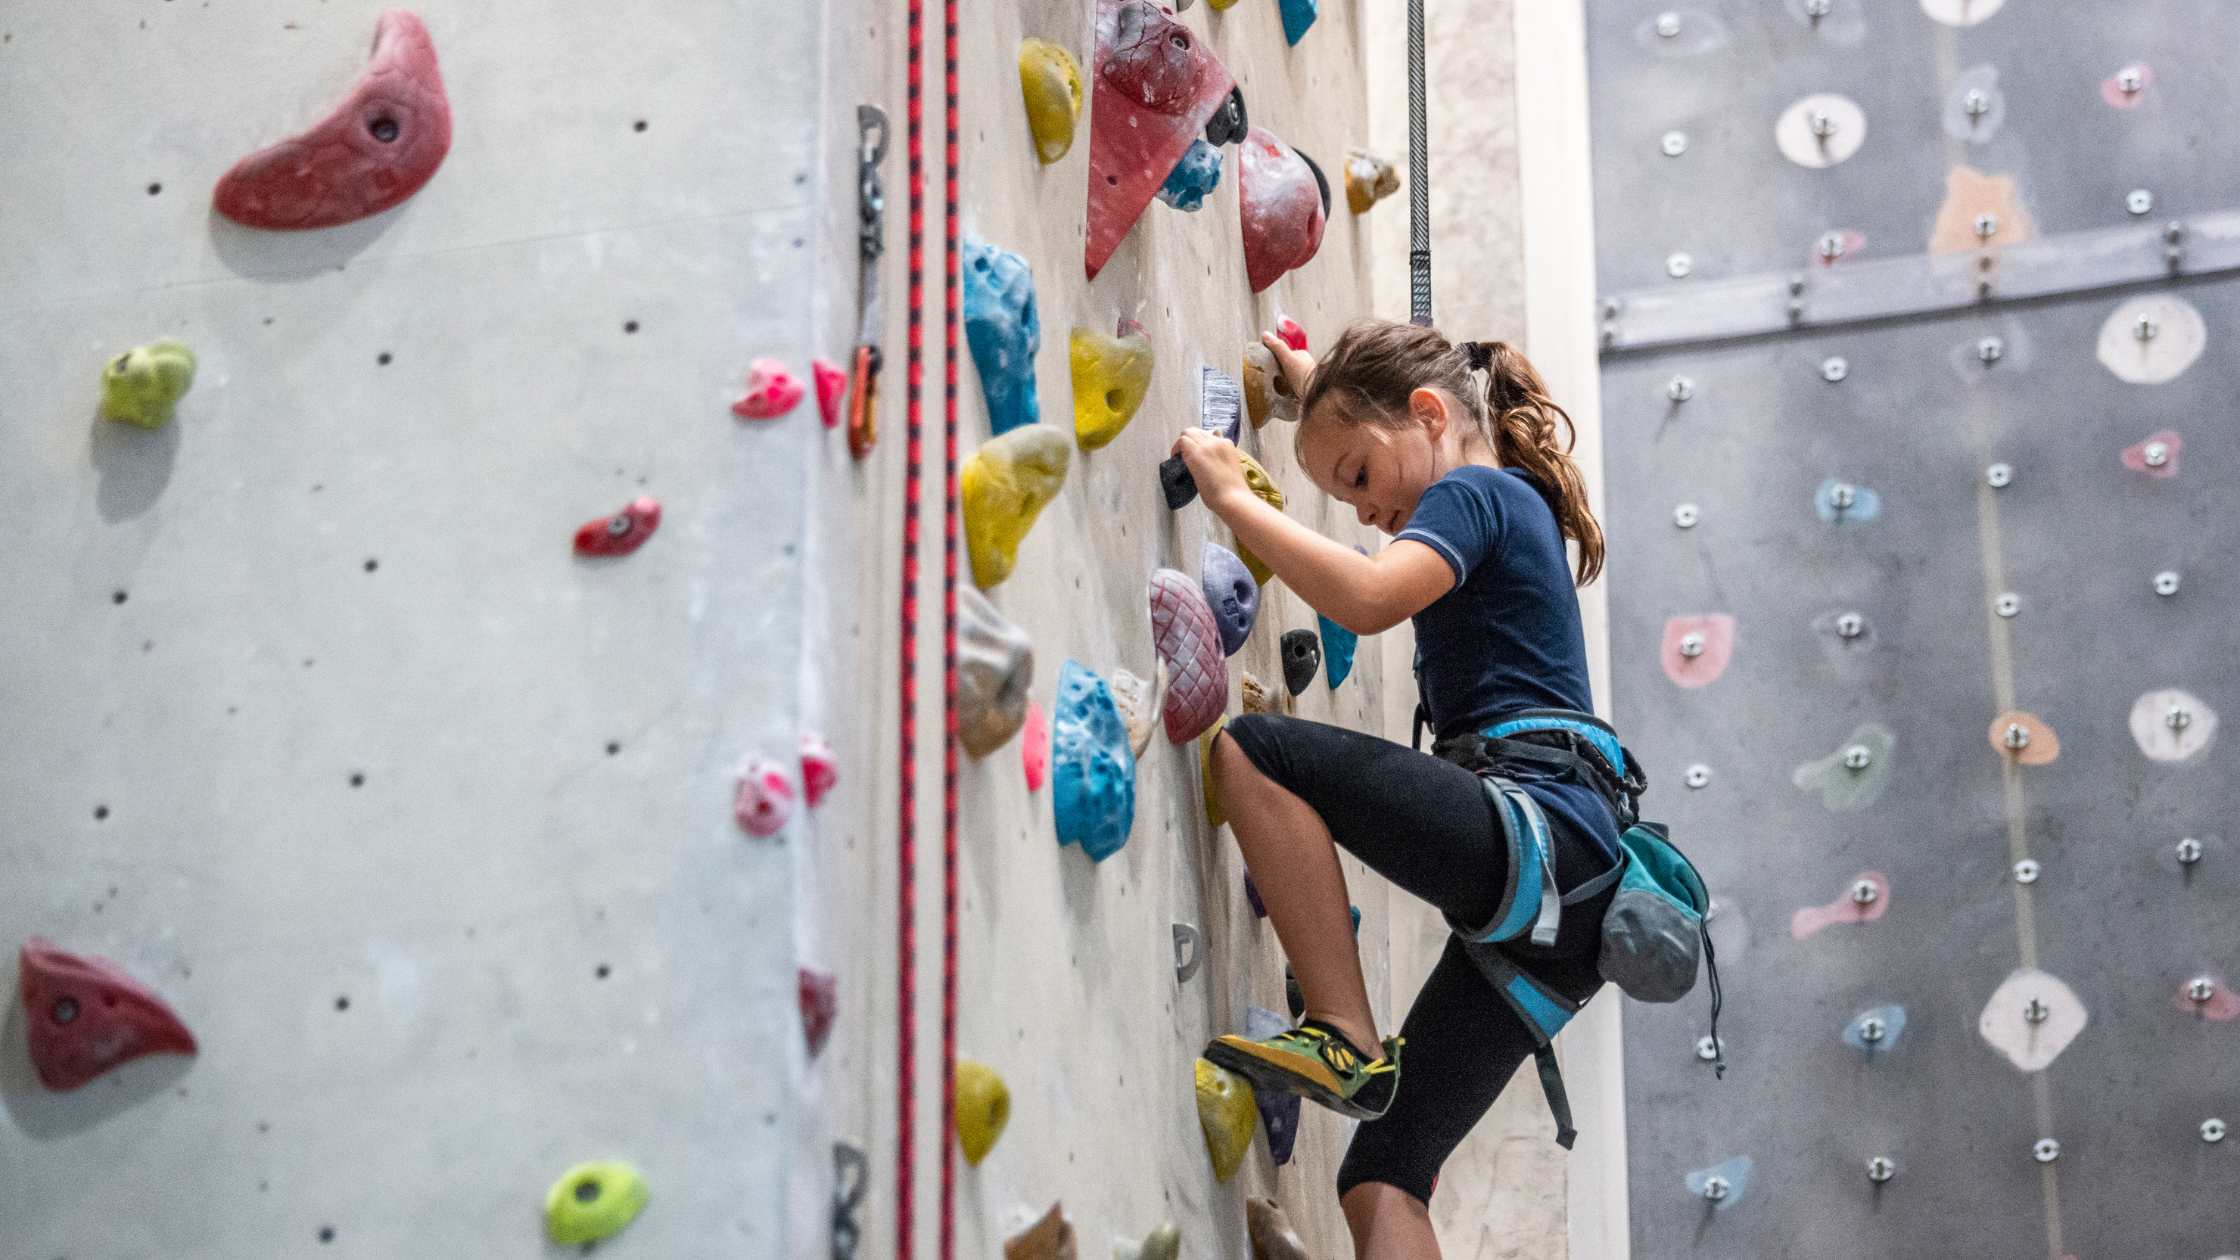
xmin=1396 ymin=470 xmax=1506 ymax=584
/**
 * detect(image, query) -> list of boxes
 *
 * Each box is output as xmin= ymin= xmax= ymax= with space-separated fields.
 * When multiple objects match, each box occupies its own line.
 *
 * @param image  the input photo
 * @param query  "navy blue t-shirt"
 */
xmin=1396 ymin=465 xmax=1618 ymax=860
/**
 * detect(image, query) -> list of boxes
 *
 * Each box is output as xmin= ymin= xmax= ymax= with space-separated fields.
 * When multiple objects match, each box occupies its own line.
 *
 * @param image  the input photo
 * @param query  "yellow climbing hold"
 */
xmin=963 ymin=426 xmax=1072 ymax=588
xmin=100 ymin=338 xmax=197 ymax=429
xmin=1121 ymin=1222 xmax=1183 ymax=1260
xmin=543 ymin=1160 xmax=649 ymax=1246
xmin=1018 ymin=38 xmax=1084 ymax=165
xmin=1070 ymin=323 xmax=1154 ymax=450
xmin=956 ymin=1058 xmax=1013 ymax=1166
xmin=1208 ymin=0 xmax=1245 ymax=9
xmin=1234 ymin=453 xmax=1287 ymax=585
xmin=1194 ymin=1057 xmax=1257 ymax=1182
xmin=1200 ymin=714 xmax=1228 ymax=828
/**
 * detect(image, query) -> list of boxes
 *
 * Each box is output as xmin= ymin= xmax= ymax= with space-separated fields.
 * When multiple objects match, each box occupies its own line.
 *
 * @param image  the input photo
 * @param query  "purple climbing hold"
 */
xmin=1202 ymin=543 xmax=1258 ymax=656
xmin=1053 ymin=660 xmax=1136 ymax=861
xmin=1280 ymin=629 xmax=1320 ymax=696
xmin=963 ymin=236 xmax=1042 ymax=435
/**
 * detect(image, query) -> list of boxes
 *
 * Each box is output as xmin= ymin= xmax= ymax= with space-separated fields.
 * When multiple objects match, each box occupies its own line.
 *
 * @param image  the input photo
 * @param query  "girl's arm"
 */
xmin=1170 ymin=430 xmax=1453 ymax=635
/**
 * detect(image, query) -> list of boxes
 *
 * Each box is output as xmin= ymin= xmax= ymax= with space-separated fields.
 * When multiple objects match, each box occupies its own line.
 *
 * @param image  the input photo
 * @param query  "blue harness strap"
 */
xmin=1482 ymin=709 xmax=1628 ymax=779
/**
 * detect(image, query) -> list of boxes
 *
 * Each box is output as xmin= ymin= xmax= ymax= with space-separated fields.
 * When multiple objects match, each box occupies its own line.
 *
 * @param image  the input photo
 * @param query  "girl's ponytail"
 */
xmin=1473 ymin=340 xmax=1604 ymax=586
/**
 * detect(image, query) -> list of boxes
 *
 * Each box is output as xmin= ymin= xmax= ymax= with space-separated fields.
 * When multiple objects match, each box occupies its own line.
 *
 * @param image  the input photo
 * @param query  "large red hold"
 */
xmin=1240 ymin=127 xmax=1327 ymax=292
xmin=213 ymin=11 xmax=453 ymax=230
xmin=19 ymin=938 xmax=198 ymax=1091
xmin=1085 ymin=0 xmax=1238 ymax=280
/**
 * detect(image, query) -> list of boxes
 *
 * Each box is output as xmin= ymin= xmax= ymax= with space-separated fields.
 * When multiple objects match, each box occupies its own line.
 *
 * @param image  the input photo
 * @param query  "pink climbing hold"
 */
xmin=1275 ymin=317 xmax=1307 ymax=351
xmin=1790 ymin=871 xmax=1890 ymax=940
xmin=1660 ymin=614 xmax=1736 ymax=689
xmin=1239 ymin=127 xmax=1327 ymax=293
xmin=731 ymin=358 xmax=806 ymax=420
xmin=800 ymin=733 xmax=838 ymax=808
xmin=798 ymin=967 xmax=837 ymax=1058
xmin=1148 ymin=568 xmax=1227 ymax=744
xmin=573 ymin=496 xmax=662 ymax=557
xmin=2176 ymin=975 xmax=2239 ymax=1022
xmin=212 ymin=10 xmax=453 ymax=230
xmin=2120 ymin=429 xmax=2182 ymax=479
xmin=2100 ymin=63 xmax=2153 ymax=109
xmin=18 ymin=938 xmax=198 ymax=1091
xmin=733 ymin=757 xmax=796 ymax=838
xmin=813 ymin=359 xmax=847 ymax=430
xmin=1021 ymin=700 xmax=1050 ymax=791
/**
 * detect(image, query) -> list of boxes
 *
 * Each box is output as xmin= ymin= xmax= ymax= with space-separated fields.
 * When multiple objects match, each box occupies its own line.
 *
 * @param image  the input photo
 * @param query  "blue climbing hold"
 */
xmin=1244 ymin=1007 xmax=1302 ymax=1166
xmin=1157 ymin=139 xmax=1223 ymax=212
xmin=1279 ymin=0 xmax=1318 ymax=45
xmin=1202 ymin=543 xmax=1259 ymax=656
xmin=1812 ymin=477 xmax=1882 ymax=524
xmin=1318 ymin=613 xmax=1356 ymax=688
xmin=1053 ymin=660 xmax=1136 ymax=861
xmin=963 ymin=236 xmax=1042 ymax=435
xmin=1843 ymin=1004 xmax=1908 ymax=1053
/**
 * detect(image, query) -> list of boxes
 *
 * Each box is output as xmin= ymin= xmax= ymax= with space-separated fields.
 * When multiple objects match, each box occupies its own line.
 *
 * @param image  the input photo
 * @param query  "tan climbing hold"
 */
xmin=1929 ymin=165 xmax=2037 ymax=255
xmin=960 ymin=588 xmax=1035 ymax=756
xmin=1194 ymin=1057 xmax=1257 ymax=1182
xmin=964 ymin=427 xmax=1072 ymax=588
xmin=1247 ymin=1198 xmax=1311 ymax=1260
xmin=1117 ymin=1222 xmax=1181 ymax=1260
xmin=1109 ymin=664 xmax=1167 ymax=759
xmin=1241 ymin=343 xmax=1298 ymax=428
xmin=1344 ymin=149 xmax=1400 ymax=214
xmin=1019 ymin=38 xmax=1085 ymax=165
xmin=956 ymin=1059 xmax=1013 ymax=1166
xmin=1234 ymin=453 xmax=1287 ymax=585
xmin=1200 ymin=714 xmax=1228 ymax=828
xmin=1071 ymin=322 xmax=1154 ymax=450
xmin=1241 ymin=671 xmax=1288 ymax=716
xmin=1005 ymin=1202 xmax=1079 ymax=1260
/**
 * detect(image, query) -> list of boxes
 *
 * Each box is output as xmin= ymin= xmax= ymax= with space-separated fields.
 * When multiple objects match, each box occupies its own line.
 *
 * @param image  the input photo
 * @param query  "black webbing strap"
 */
xmin=1535 ymin=1045 xmax=1577 ymax=1149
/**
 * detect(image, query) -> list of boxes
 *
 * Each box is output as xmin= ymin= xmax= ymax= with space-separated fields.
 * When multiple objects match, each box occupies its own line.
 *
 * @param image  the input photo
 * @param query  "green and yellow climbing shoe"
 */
xmin=1204 ymin=1020 xmax=1401 ymax=1121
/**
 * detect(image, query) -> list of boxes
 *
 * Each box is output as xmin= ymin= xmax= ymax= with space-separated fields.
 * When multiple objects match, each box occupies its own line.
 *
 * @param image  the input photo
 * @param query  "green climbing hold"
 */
xmin=544 ymin=1160 xmax=649 ymax=1246
xmin=100 ymin=338 xmax=196 ymax=429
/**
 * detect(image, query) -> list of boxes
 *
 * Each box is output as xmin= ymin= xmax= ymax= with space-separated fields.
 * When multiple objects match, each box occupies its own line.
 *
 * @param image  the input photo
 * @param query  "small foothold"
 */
xmin=1159 ymin=455 xmax=1199 ymax=510
xmin=1085 ymin=0 xmax=1240 ymax=279
xmin=18 ymin=938 xmax=198 ymax=1090
xmin=1233 ymin=454 xmax=1288 ymax=583
xmin=1021 ymin=699 xmax=1050 ymax=791
xmin=799 ymin=732 xmax=838 ymax=807
xmin=1201 ymin=365 xmax=1243 ymax=443
xmin=1241 ymin=343 xmax=1290 ymax=428
xmin=1071 ymin=323 xmax=1154 ymax=449
xmin=543 ymin=1161 xmax=649 ymax=1246
xmin=1004 ymin=1202 xmax=1076 ymax=1260
xmin=1018 ymin=38 xmax=1085 ymax=164
xmin=1156 ymin=138 xmax=1224 ymax=212
xmin=797 ymin=967 xmax=836 ymax=1058
xmin=1277 ymin=0 xmax=1318 ymax=44
xmin=1173 ymin=923 xmax=1204 ymax=984
xmin=1108 ymin=665 xmax=1164 ymax=759
xmin=732 ymin=757 xmax=796 ymax=838
xmin=1239 ymin=128 xmax=1327 ymax=292
xmin=964 ymin=237 xmax=1044 ymax=435
xmin=1240 ymin=671 xmax=1283 ymax=715
xmin=731 ymin=358 xmax=806 ymax=419
xmin=956 ymin=1059 xmax=1012 ymax=1165
xmin=1247 ymin=1197 xmax=1310 ymax=1259
xmin=99 ymin=339 xmax=197 ymax=429
xmin=1053 ymin=661 xmax=1137 ymax=860
xmin=812 ymin=358 xmax=846 ymax=429
xmin=1318 ymin=614 xmax=1357 ymax=688
xmin=1275 ymin=317 xmax=1307 ymax=351
xmin=1202 ymin=543 xmax=1259 ymax=655
xmin=573 ymin=496 xmax=662 ymax=557
xmin=1344 ymin=149 xmax=1401 ymax=214
xmin=1118 ymin=1222 xmax=1182 ymax=1260
xmin=959 ymin=588 xmax=1035 ymax=756
xmin=1200 ymin=715 xmax=1229 ymax=827
xmin=1281 ymin=629 xmax=1321 ymax=695
xmin=1148 ymin=569 xmax=1229 ymax=742
xmin=1194 ymin=1057 xmax=1257 ymax=1182
xmin=212 ymin=11 xmax=452 ymax=229
xmin=963 ymin=427 xmax=1072 ymax=587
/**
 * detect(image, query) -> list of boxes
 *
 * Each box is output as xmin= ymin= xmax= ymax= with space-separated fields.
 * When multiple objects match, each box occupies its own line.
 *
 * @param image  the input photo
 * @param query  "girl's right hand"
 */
xmin=1261 ymin=330 xmax=1316 ymax=400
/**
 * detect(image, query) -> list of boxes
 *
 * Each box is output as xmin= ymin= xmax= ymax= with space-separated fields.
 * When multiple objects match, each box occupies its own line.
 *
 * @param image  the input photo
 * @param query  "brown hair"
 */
xmin=1298 ymin=320 xmax=1604 ymax=586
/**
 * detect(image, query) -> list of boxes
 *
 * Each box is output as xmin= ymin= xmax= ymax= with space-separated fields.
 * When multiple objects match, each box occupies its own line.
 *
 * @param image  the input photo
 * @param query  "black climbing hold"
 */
xmin=1205 ymin=87 xmax=1248 ymax=147
xmin=1159 ymin=454 xmax=1197 ymax=510
xmin=1281 ymin=629 xmax=1321 ymax=696
xmin=1299 ymin=148 xmax=1331 ymax=220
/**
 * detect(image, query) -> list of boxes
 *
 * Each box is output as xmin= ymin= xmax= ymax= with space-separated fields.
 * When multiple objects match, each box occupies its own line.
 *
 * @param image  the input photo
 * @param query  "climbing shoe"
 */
xmin=1204 ymin=1019 xmax=1401 ymax=1121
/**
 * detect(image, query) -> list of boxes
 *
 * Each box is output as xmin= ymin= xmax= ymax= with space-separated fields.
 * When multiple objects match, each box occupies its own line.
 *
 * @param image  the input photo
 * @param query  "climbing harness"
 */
xmin=848 ymin=106 xmax=889 ymax=459
xmin=1405 ymin=0 xmax=1431 ymax=325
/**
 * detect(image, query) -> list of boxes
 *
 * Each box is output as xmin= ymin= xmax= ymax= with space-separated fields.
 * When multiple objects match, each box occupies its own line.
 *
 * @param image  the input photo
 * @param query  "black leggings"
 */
xmin=1222 ymin=713 xmax=1615 ymax=1204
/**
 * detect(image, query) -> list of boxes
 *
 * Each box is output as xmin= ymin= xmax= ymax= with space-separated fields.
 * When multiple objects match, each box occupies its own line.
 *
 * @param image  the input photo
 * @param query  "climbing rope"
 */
xmin=897 ymin=0 xmax=928 ymax=1246
xmin=938 ymin=0 xmax=964 ymax=1253
xmin=1406 ymin=0 xmax=1432 ymax=325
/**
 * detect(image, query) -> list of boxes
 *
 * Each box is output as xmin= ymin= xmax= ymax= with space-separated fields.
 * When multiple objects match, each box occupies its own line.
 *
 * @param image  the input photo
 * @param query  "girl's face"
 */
xmin=1297 ymin=388 xmax=1456 ymax=536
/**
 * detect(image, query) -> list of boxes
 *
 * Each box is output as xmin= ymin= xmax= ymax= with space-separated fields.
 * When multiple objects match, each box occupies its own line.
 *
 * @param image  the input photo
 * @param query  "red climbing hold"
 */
xmin=812 ymin=359 xmax=847 ymax=430
xmin=1275 ymin=317 xmax=1307 ymax=352
xmin=1240 ymin=127 xmax=1327 ymax=292
xmin=798 ymin=967 xmax=837 ymax=1058
xmin=572 ymin=496 xmax=662 ymax=557
xmin=1021 ymin=700 xmax=1049 ymax=791
xmin=734 ymin=757 xmax=797 ymax=838
xmin=800 ymin=733 xmax=838 ymax=808
xmin=731 ymin=359 xmax=806 ymax=420
xmin=212 ymin=10 xmax=452 ymax=230
xmin=1085 ymin=0 xmax=1239 ymax=281
xmin=19 ymin=938 xmax=198 ymax=1091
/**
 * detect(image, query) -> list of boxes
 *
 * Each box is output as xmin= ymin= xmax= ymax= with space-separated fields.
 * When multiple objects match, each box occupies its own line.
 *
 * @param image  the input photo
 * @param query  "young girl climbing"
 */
xmin=1171 ymin=320 xmax=1630 ymax=1258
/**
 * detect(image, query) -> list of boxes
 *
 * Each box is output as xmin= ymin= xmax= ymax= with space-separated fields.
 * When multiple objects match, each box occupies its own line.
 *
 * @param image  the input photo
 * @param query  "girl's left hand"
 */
xmin=1170 ymin=428 xmax=1249 ymax=512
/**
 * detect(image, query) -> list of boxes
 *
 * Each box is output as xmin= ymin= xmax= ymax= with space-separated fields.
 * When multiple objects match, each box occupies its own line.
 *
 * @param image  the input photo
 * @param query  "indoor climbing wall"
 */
xmin=0 ymin=3 xmax=871 ymax=1254
xmin=948 ymin=0 xmax=1401 ymax=1255
xmin=1585 ymin=3 xmax=2240 ymax=1256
